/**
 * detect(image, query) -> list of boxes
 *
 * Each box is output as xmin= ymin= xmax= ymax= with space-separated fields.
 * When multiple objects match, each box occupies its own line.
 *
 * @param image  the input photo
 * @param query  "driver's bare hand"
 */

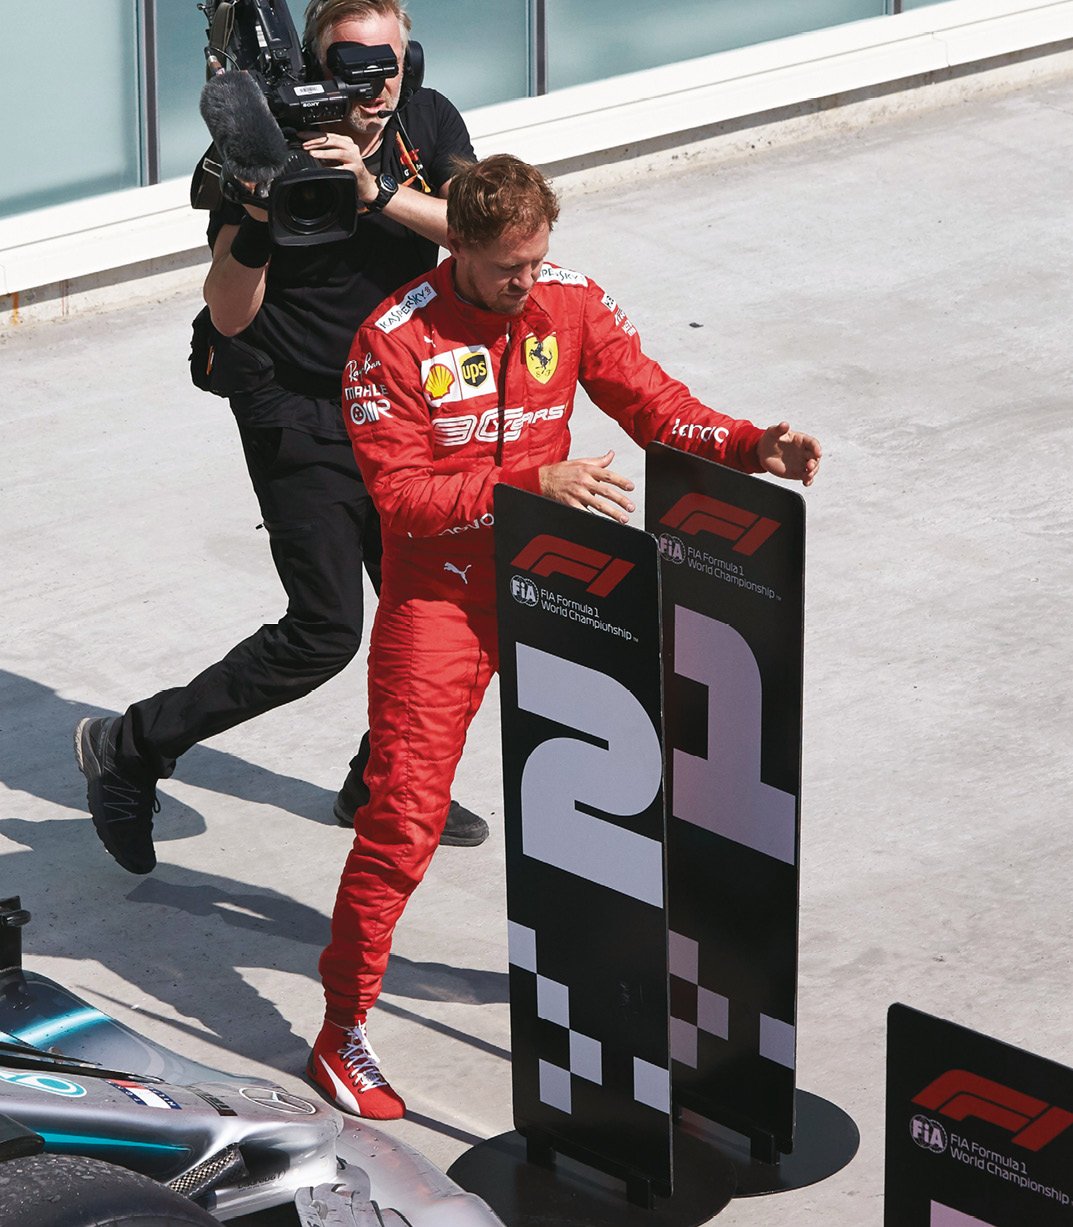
xmin=757 ymin=421 xmax=822 ymax=487
xmin=538 ymin=450 xmax=636 ymax=524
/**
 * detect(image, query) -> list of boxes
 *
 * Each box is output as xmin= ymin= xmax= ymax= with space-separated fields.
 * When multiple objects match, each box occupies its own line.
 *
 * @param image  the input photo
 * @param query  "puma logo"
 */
xmin=444 ymin=562 xmax=472 ymax=584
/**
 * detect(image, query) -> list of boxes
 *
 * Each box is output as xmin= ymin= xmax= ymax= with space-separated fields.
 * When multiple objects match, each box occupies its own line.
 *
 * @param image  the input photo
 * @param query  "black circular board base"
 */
xmin=680 ymin=1089 xmax=860 ymax=1196
xmin=448 ymin=1126 xmax=737 ymax=1227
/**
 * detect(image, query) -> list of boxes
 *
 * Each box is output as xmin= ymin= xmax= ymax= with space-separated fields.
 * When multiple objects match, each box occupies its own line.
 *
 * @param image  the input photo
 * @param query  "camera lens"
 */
xmin=280 ymin=179 xmax=341 ymax=233
xmin=268 ymin=149 xmax=359 ymax=246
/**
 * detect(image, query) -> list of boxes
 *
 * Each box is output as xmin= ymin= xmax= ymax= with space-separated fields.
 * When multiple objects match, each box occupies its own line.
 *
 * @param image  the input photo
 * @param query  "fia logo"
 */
xmin=511 ymin=575 xmax=539 ymax=606
xmin=910 ymin=1114 xmax=948 ymax=1153
xmin=658 ymin=534 xmax=685 ymax=564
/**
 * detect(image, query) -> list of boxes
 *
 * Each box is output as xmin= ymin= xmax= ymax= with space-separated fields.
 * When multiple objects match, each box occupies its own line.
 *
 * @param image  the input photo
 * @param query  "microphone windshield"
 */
xmin=200 ymin=73 xmax=289 ymax=185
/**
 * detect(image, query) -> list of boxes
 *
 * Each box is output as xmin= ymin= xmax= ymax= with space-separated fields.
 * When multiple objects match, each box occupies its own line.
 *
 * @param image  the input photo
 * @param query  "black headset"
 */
xmin=302 ymin=1 xmax=424 ymax=104
xmin=401 ymin=40 xmax=423 ymax=102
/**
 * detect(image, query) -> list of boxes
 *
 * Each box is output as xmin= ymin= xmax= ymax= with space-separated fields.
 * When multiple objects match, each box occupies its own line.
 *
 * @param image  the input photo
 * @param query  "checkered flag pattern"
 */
xmin=509 ymin=920 xmax=670 ymax=1117
xmin=668 ymin=930 xmax=794 ymax=1071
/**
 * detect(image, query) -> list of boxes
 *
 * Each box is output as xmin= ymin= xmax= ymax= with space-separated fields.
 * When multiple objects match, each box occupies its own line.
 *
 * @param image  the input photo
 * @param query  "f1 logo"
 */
xmin=913 ymin=1070 xmax=1073 ymax=1152
xmin=511 ymin=535 xmax=634 ymax=597
xmin=659 ymin=493 xmax=779 ymax=556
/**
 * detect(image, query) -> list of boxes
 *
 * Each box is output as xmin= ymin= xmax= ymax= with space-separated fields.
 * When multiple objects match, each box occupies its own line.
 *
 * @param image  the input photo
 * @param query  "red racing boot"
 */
xmin=307 ymin=1018 xmax=405 ymax=1120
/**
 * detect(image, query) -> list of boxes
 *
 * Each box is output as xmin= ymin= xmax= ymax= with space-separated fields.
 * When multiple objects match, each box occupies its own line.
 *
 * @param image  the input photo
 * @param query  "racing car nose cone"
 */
xmin=239 ymin=1086 xmax=318 ymax=1115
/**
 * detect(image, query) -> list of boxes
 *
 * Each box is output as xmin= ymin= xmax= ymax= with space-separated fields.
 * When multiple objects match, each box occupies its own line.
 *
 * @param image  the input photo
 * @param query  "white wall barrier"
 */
xmin=1 ymin=0 xmax=1071 ymax=303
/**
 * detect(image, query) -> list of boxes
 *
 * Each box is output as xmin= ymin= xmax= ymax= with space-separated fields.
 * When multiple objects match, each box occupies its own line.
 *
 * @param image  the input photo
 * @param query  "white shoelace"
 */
xmin=339 ymin=1022 xmax=388 ymax=1090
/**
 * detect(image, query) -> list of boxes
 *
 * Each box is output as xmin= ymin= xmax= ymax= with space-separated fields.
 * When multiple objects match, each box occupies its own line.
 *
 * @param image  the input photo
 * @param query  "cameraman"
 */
xmin=75 ymin=0 xmax=484 ymax=875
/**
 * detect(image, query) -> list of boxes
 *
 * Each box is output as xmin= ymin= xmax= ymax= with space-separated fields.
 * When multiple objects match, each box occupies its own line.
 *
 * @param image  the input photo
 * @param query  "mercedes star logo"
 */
xmin=239 ymin=1086 xmax=317 ymax=1115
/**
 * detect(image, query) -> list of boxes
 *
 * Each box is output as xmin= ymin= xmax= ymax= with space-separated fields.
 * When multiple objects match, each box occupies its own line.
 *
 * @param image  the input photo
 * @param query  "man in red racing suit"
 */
xmin=309 ymin=155 xmax=822 ymax=1119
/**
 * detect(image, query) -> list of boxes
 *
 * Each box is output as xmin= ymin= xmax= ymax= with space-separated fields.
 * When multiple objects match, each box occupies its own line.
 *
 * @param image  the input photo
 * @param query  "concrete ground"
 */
xmin=2 ymin=68 xmax=1072 ymax=1226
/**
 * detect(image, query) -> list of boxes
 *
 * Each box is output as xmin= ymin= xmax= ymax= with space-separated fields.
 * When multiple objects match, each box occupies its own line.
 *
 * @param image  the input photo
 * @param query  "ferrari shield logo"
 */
xmin=525 ymin=335 xmax=558 ymax=383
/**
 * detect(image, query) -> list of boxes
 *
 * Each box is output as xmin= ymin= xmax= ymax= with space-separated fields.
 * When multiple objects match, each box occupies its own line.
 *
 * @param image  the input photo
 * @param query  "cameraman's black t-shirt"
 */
xmin=208 ymin=87 xmax=474 ymax=439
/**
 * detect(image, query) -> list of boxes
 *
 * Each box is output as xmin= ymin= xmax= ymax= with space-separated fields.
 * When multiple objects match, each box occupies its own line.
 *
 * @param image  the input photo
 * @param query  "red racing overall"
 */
xmin=318 ymin=257 xmax=766 ymax=1022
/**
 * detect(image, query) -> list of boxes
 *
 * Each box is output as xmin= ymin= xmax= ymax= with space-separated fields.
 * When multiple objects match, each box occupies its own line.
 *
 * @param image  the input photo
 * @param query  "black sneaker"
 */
xmin=331 ymin=735 xmax=371 ymax=826
xmin=74 ymin=717 xmax=159 ymax=875
xmin=333 ymin=735 xmax=489 ymax=847
xmin=438 ymin=800 xmax=490 ymax=847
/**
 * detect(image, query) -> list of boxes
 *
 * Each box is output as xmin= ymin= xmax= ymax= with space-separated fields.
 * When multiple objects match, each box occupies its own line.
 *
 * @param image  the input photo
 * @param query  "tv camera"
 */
xmin=191 ymin=0 xmax=423 ymax=246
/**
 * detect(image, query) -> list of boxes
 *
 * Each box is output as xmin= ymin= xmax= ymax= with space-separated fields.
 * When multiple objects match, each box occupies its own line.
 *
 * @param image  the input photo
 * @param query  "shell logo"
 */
xmin=423 ymin=363 xmax=455 ymax=401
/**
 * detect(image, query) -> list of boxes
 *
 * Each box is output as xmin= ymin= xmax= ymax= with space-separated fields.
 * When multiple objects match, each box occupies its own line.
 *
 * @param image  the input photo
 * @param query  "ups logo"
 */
xmin=461 ymin=353 xmax=489 ymax=388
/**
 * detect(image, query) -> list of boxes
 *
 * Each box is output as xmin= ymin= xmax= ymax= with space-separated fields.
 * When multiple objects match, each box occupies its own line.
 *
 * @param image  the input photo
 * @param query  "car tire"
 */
xmin=0 ymin=1153 xmax=221 ymax=1226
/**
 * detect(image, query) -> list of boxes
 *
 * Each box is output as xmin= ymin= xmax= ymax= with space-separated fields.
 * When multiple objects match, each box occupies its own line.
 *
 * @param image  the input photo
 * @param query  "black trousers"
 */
xmin=115 ymin=424 xmax=382 ymax=779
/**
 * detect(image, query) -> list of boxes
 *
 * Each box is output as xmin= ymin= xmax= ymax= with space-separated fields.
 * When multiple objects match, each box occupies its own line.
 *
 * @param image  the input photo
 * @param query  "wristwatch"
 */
xmin=364 ymin=173 xmax=398 ymax=214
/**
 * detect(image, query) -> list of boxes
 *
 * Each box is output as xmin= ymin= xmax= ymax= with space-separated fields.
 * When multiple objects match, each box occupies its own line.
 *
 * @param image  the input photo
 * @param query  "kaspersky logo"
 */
xmin=511 ymin=535 xmax=633 ymax=596
xmin=913 ymin=1070 xmax=1073 ymax=1152
xmin=659 ymin=493 xmax=779 ymax=556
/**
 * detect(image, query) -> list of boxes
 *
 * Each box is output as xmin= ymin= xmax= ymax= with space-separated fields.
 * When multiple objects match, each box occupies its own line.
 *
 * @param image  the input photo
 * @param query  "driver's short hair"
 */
xmin=447 ymin=155 xmax=561 ymax=246
xmin=303 ymin=0 xmax=411 ymax=65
